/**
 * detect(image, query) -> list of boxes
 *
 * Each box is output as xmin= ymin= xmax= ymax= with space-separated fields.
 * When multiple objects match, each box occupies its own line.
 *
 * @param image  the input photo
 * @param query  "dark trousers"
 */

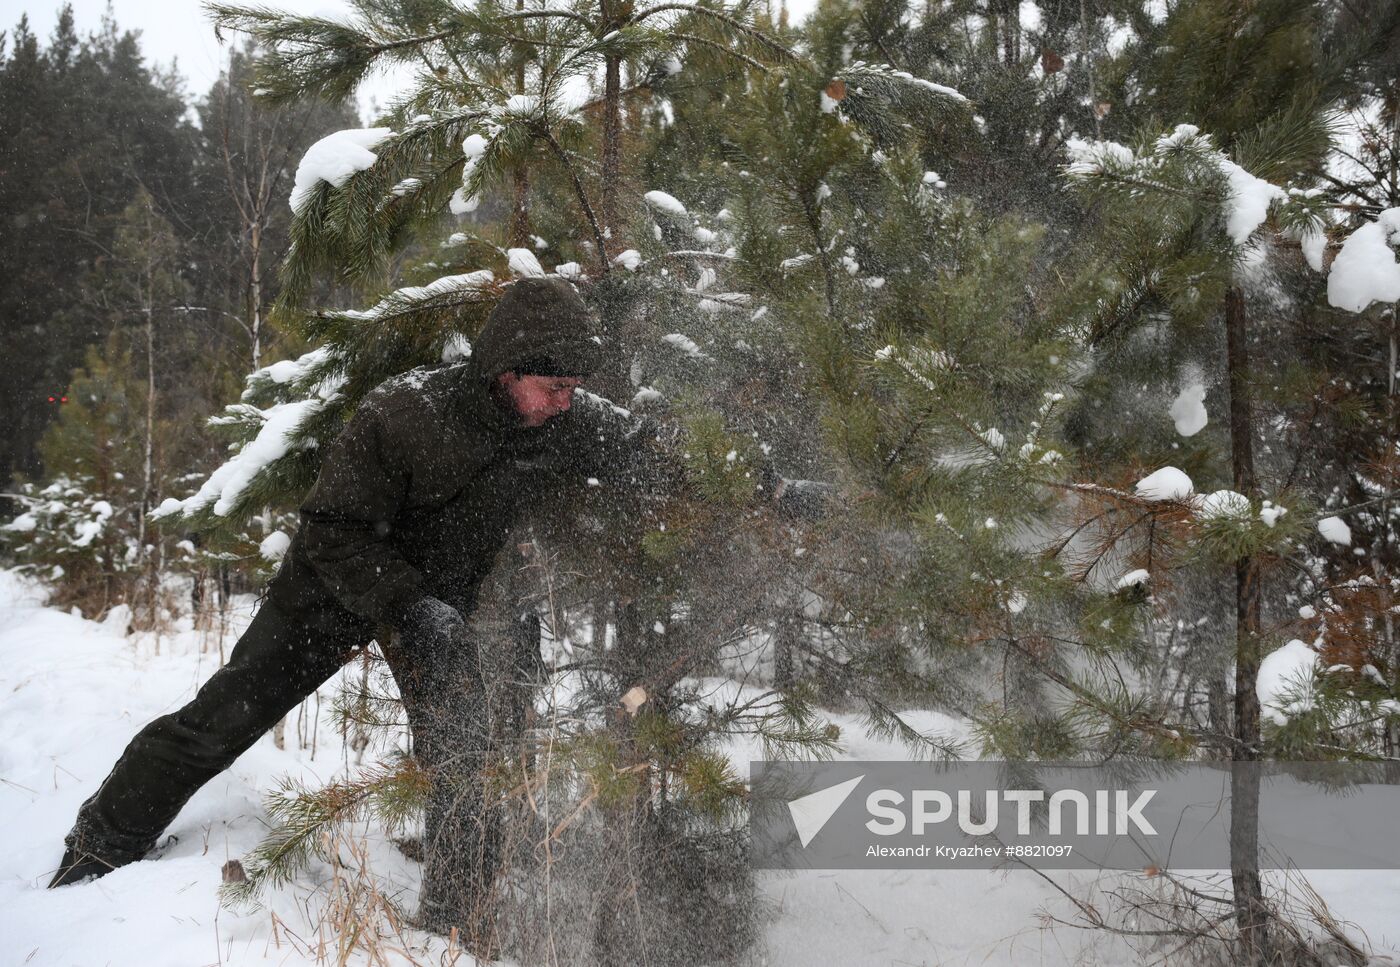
xmin=64 ymin=594 xmax=498 ymax=931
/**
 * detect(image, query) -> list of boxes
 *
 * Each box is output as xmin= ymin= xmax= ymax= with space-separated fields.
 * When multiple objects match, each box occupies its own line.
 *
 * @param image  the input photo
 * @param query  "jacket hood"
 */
xmin=469 ymin=276 xmax=606 ymax=382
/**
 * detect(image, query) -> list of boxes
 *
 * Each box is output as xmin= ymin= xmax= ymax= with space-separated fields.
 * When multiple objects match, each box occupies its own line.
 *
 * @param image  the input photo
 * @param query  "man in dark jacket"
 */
xmin=46 ymin=277 xmax=666 ymax=932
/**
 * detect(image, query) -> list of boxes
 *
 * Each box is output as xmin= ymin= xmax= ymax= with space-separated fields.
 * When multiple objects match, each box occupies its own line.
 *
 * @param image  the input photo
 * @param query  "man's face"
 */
xmin=496 ymin=372 xmax=584 ymax=427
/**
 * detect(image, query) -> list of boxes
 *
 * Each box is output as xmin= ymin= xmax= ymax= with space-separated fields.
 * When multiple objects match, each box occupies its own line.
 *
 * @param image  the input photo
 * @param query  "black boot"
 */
xmin=47 ymin=845 xmax=120 ymax=888
xmin=48 ymin=596 xmax=357 ymax=892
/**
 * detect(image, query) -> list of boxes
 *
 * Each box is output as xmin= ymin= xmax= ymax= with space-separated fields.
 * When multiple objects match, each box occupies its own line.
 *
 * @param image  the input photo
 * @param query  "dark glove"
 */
xmin=775 ymin=477 xmax=837 ymax=521
xmin=386 ymin=594 xmax=467 ymax=654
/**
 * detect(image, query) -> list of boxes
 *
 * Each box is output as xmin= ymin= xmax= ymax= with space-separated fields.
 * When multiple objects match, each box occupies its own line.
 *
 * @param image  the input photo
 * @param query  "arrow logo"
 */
xmin=787 ymin=774 xmax=864 ymax=847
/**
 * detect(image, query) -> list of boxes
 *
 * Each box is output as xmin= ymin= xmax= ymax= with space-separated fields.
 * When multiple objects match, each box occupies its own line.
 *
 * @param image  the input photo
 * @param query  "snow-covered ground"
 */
xmin=2 ymin=568 xmax=1397 ymax=966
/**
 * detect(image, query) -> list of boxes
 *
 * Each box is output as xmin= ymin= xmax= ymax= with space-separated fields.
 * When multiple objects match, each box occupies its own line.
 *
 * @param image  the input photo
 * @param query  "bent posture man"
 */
xmin=48 ymin=277 xmax=657 ymax=931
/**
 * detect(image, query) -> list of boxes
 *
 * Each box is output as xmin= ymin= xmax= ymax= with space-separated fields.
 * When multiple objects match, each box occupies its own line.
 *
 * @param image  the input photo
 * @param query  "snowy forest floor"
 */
xmin=2 ymin=568 xmax=1398 ymax=967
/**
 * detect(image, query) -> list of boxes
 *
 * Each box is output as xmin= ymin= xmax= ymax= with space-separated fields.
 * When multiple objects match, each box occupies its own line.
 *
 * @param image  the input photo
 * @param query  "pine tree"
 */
xmin=717 ymin=0 xmax=1398 ymax=960
xmin=5 ymin=341 xmax=162 ymax=622
xmin=1055 ymin=0 xmax=1389 ymax=956
xmin=1296 ymin=0 xmax=1400 ymax=760
xmin=0 ymin=5 xmax=202 ymax=483
xmin=169 ymin=0 xmax=846 ymax=954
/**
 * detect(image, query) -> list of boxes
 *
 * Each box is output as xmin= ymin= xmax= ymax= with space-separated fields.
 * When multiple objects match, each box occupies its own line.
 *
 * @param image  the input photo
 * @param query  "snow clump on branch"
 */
xmin=1134 ymin=466 xmax=1193 ymax=501
xmin=508 ymin=248 xmax=546 ymax=277
xmin=1327 ymin=208 xmax=1400 ymax=312
xmin=289 ymin=128 xmax=395 ymax=212
xmin=1317 ymin=516 xmax=1352 ymax=546
xmin=1193 ymin=489 xmax=1250 ymax=520
xmin=644 ymin=190 xmax=688 ymax=217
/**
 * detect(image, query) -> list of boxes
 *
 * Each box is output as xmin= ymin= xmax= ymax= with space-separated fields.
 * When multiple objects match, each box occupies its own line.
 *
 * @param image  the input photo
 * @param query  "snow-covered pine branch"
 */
xmin=206 ymin=3 xmax=453 ymax=104
xmin=320 ymin=270 xmax=497 ymax=328
xmin=1063 ymin=124 xmax=1328 ymax=252
xmin=823 ymin=61 xmax=971 ymax=143
xmin=152 ymin=395 xmax=338 ymax=525
xmin=1067 ymin=126 xmax=1400 ymax=315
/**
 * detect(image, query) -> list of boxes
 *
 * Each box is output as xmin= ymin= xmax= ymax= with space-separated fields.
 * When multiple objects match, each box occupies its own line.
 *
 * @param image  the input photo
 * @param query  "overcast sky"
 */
xmin=1 ymin=0 xmax=409 ymax=119
xmin=3 ymin=0 xmax=816 ymax=123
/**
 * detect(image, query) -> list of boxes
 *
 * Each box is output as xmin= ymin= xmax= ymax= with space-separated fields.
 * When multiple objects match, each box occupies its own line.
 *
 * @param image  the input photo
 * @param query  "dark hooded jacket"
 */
xmin=265 ymin=276 xmax=652 ymax=630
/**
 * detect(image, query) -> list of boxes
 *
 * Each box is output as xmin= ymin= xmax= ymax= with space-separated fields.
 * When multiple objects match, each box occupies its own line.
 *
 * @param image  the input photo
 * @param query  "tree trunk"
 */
xmin=1001 ymin=0 xmax=1020 ymax=66
xmin=138 ymin=306 xmax=155 ymax=550
xmin=509 ymin=0 xmax=531 ymax=249
xmin=383 ymin=625 xmax=501 ymax=950
xmin=140 ymin=259 xmax=159 ymax=639
xmin=1224 ymin=285 xmax=1269 ymax=963
xmin=602 ymin=53 xmax=622 ymax=236
xmin=1383 ymin=323 xmax=1397 ymax=759
xmin=249 ymin=218 xmax=263 ymax=371
xmin=1206 ymin=673 xmax=1230 ymax=753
